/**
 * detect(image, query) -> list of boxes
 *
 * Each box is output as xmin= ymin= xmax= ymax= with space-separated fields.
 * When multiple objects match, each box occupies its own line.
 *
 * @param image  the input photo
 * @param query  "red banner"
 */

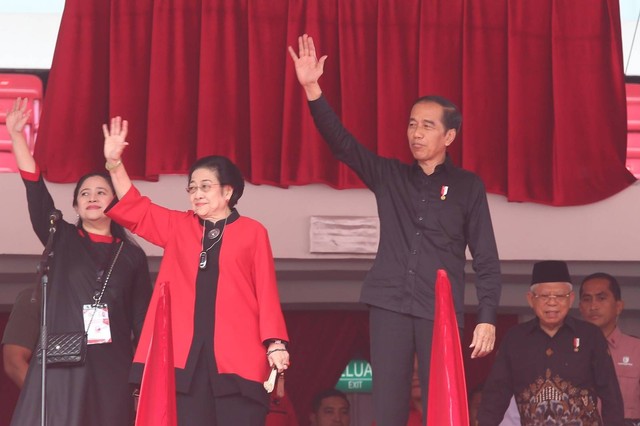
xmin=135 ymin=282 xmax=177 ymax=426
xmin=427 ymin=270 xmax=469 ymax=425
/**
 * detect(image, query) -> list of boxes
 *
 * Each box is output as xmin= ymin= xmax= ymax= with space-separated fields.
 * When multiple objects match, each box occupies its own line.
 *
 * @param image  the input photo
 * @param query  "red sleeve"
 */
xmin=19 ymin=164 xmax=40 ymax=181
xmin=106 ymin=185 xmax=185 ymax=248
xmin=253 ymin=224 xmax=289 ymax=343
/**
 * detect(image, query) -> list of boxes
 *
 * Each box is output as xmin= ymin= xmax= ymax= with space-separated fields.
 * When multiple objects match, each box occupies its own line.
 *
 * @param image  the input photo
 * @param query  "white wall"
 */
xmin=1 ymin=172 xmax=639 ymax=261
xmin=0 ymin=0 xmax=63 ymax=70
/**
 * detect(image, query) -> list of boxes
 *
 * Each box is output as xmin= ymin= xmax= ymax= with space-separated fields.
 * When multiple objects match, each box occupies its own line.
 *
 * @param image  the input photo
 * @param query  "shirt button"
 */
xmin=418 ymin=216 xmax=423 ymax=221
xmin=421 ymin=198 xmax=426 ymax=202
xmin=408 ymin=269 xmax=415 ymax=275
xmin=411 ymin=250 xmax=417 ymax=255
xmin=415 ymin=231 xmax=421 ymax=236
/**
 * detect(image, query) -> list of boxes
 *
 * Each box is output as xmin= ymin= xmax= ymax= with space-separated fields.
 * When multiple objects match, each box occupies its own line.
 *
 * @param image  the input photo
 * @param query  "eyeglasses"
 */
xmin=185 ymin=183 xmax=221 ymax=194
xmin=531 ymin=292 xmax=572 ymax=303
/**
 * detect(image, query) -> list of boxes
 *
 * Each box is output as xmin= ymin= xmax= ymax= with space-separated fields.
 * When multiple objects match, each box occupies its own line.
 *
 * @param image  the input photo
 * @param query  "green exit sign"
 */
xmin=335 ymin=359 xmax=372 ymax=393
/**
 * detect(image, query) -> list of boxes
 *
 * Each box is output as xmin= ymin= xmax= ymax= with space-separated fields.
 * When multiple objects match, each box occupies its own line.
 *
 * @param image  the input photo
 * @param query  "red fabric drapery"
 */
xmin=35 ymin=0 xmax=634 ymax=206
xmin=135 ymin=282 xmax=177 ymax=426
xmin=426 ymin=270 xmax=469 ymax=425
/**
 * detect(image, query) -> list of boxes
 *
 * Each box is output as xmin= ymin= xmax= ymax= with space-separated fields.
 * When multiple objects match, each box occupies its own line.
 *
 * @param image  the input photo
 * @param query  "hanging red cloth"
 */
xmin=135 ymin=282 xmax=177 ymax=426
xmin=426 ymin=270 xmax=469 ymax=425
xmin=34 ymin=0 xmax=634 ymax=206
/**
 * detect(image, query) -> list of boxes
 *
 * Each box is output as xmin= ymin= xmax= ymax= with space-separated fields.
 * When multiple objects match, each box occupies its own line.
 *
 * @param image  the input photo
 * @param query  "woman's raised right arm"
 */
xmin=103 ymin=116 xmax=132 ymax=198
xmin=6 ymin=98 xmax=36 ymax=173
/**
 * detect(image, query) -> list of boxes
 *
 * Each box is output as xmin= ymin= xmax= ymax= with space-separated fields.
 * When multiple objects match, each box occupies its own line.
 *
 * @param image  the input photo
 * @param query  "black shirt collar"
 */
xmin=525 ymin=314 xmax=578 ymax=335
xmin=412 ymin=154 xmax=454 ymax=179
xmin=198 ymin=208 xmax=240 ymax=227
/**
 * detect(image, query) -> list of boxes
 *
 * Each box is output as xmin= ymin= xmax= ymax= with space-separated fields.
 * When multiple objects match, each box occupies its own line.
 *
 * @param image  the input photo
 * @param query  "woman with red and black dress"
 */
xmin=6 ymin=99 xmax=152 ymax=426
xmin=103 ymin=117 xmax=290 ymax=425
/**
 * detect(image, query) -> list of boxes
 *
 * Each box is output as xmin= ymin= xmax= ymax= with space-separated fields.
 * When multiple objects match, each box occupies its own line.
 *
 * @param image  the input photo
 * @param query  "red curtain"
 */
xmin=35 ymin=0 xmax=635 ymax=205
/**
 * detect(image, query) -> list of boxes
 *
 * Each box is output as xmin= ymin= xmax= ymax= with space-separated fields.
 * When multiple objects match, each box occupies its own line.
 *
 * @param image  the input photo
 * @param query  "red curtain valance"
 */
xmin=35 ymin=0 xmax=636 ymax=206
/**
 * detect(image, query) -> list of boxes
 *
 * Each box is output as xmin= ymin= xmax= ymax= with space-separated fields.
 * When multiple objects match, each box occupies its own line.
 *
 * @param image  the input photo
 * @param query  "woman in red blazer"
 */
xmin=103 ymin=117 xmax=290 ymax=425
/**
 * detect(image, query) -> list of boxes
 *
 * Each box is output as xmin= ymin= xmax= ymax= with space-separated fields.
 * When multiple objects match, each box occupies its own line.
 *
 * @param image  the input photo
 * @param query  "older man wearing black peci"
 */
xmin=478 ymin=260 xmax=624 ymax=425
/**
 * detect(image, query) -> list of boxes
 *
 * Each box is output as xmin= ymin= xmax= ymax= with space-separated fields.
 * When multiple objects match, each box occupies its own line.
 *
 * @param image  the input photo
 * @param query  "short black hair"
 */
xmin=412 ymin=95 xmax=462 ymax=133
xmin=311 ymin=389 xmax=350 ymax=413
xmin=580 ymin=272 xmax=621 ymax=301
xmin=187 ymin=155 xmax=245 ymax=208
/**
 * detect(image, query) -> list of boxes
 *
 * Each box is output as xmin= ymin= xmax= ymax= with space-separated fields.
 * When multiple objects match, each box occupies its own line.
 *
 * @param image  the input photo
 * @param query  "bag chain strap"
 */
xmin=86 ymin=241 xmax=124 ymax=332
xmin=93 ymin=241 xmax=124 ymax=306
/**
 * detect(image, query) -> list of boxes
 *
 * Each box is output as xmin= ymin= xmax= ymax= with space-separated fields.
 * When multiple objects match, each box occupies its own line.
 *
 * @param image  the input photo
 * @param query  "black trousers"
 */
xmin=176 ymin=351 xmax=267 ymax=426
xmin=370 ymin=306 xmax=459 ymax=426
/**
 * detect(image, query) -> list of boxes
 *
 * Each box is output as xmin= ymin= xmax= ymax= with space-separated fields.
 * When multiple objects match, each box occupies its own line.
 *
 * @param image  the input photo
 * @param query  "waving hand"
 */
xmin=287 ymin=34 xmax=327 ymax=100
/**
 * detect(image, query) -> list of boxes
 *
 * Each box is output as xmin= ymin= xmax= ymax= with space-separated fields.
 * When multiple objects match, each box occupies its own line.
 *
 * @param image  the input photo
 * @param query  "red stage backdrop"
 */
xmin=34 ymin=0 xmax=634 ymax=206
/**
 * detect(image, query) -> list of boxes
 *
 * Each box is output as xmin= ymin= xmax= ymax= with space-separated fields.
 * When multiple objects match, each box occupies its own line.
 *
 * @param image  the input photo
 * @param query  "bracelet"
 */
xmin=105 ymin=159 xmax=122 ymax=171
xmin=266 ymin=348 xmax=288 ymax=356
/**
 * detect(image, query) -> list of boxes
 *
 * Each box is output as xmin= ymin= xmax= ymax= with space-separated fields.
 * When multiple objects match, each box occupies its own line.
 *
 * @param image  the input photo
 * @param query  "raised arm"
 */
xmin=287 ymin=34 xmax=327 ymax=101
xmin=288 ymin=34 xmax=387 ymax=189
xmin=103 ymin=116 xmax=132 ymax=199
xmin=6 ymin=98 xmax=35 ymax=172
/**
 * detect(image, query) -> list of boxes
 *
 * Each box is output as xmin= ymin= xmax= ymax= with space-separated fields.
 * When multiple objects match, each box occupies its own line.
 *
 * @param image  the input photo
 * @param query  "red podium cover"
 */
xmin=135 ymin=282 xmax=177 ymax=426
xmin=426 ymin=270 xmax=469 ymax=425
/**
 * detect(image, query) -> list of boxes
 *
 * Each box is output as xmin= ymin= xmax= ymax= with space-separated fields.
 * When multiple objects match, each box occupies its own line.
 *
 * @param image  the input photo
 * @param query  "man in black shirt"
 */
xmin=289 ymin=34 xmax=501 ymax=425
xmin=478 ymin=261 xmax=624 ymax=425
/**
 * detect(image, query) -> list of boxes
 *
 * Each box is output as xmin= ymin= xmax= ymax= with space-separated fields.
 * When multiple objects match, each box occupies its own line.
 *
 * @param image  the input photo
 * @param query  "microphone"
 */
xmin=49 ymin=209 xmax=62 ymax=222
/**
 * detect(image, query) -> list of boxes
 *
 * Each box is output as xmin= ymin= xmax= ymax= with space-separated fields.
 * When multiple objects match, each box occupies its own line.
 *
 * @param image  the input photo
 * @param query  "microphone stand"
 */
xmin=36 ymin=214 xmax=58 ymax=426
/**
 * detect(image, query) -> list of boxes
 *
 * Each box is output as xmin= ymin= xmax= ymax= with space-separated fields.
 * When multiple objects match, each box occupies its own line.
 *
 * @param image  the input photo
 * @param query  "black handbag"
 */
xmin=36 ymin=332 xmax=87 ymax=366
xmin=36 ymin=242 xmax=123 ymax=367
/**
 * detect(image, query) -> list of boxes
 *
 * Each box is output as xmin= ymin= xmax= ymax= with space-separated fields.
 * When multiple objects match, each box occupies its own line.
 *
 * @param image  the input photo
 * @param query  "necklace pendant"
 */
xmin=208 ymin=228 xmax=221 ymax=239
xmin=199 ymin=251 xmax=207 ymax=270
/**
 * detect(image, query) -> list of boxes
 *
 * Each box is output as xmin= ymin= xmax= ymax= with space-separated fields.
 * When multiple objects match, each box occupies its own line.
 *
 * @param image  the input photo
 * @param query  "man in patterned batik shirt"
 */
xmin=477 ymin=260 xmax=624 ymax=425
xmin=580 ymin=272 xmax=640 ymax=426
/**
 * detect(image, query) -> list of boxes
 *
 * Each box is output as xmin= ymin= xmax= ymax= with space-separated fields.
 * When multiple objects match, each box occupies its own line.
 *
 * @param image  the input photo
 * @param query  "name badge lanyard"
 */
xmin=84 ymin=242 xmax=123 ymax=337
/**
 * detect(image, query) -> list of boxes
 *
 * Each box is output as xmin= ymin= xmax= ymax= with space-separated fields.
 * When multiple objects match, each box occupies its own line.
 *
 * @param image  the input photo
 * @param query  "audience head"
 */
xmin=527 ymin=261 xmax=575 ymax=335
xmin=309 ymin=388 xmax=350 ymax=426
xmin=579 ymin=272 xmax=623 ymax=336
